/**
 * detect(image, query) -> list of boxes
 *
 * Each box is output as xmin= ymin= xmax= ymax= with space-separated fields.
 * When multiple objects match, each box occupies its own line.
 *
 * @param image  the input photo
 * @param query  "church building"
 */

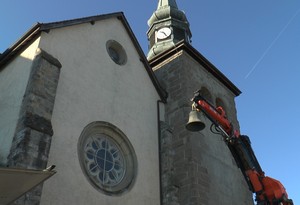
xmin=0 ymin=0 xmax=254 ymax=204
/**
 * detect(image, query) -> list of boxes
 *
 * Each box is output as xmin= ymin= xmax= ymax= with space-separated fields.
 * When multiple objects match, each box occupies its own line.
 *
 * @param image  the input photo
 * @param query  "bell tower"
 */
xmin=147 ymin=0 xmax=192 ymax=60
xmin=147 ymin=1 xmax=254 ymax=205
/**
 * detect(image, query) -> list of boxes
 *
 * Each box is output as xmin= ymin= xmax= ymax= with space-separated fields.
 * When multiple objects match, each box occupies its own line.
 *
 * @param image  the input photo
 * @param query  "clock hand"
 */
xmin=161 ymin=31 xmax=167 ymax=36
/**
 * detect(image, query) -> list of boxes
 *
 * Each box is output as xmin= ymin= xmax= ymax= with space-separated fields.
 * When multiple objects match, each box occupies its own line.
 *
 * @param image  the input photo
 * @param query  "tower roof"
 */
xmin=157 ymin=0 xmax=178 ymax=9
xmin=147 ymin=0 xmax=192 ymax=60
xmin=149 ymin=41 xmax=242 ymax=97
xmin=148 ymin=0 xmax=190 ymax=29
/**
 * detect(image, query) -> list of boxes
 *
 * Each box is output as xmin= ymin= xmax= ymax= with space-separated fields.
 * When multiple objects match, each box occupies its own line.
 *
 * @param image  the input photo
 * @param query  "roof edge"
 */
xmin=40 ymin=12 xmax=124 ymax=31
xmin=149 ymin=41 xmax=242 ymax=96
xmin=118 ymin=13 xmax=168 ymax=102
xmin=0 ymin=23 xmax=41 ymax=67
xmin=0 ymin=12 xmax=125 ymax=67
xmin=0 ymin=12 xmax=168 ymax=102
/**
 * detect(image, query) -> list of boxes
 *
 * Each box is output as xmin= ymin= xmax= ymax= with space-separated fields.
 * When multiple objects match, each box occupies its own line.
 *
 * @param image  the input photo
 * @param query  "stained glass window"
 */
xmin=78 ymin=121 xmax=137 ymax=195
xmin=84 ymin=134 xmax=125 ymax=186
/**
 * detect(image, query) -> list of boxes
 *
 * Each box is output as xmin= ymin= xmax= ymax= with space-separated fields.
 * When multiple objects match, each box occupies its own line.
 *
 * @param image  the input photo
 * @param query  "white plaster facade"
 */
xmin=0 ymin=38 xmax=40 ymax=164
xmin=39 ymin=18 xmax=162 ymax=205
xmin=0 ymin=14 xmax=163 ymax=205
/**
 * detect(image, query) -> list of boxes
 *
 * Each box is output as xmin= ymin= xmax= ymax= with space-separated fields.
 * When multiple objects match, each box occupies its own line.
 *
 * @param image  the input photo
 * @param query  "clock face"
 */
xmin=157 ymin=27 xmax=172 ymax=40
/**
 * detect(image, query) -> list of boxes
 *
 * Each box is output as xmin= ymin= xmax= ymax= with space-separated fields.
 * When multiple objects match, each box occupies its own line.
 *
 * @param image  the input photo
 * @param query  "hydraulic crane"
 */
xmin=185 ymin=91 xmax=293 ymax=205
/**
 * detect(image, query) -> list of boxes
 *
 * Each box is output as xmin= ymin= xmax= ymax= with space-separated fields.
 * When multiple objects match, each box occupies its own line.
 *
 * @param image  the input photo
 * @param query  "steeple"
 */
xmin=147 ymin=0 xmax=192 ymax=60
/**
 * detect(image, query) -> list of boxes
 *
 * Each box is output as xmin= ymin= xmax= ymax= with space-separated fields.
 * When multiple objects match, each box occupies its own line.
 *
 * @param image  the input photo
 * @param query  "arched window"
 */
xmin=198 ymin=87 xmax=213 ymax=103
xmin=216 ymin=98 xmax=227 ymax=113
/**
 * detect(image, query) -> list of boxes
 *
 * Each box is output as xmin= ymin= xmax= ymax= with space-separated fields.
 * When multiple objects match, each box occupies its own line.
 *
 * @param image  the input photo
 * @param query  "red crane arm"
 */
xmin=196 ymin=99 xmax=232 ymax=135
xmin=189 ymin=92 xmax=293 ymax=205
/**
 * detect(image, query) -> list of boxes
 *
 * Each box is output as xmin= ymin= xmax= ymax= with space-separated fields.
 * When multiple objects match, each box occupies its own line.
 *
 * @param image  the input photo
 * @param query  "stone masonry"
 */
xmin=155 ymin=53 xmax=210 ymax=205
xmin=154 ymin=50 xmax=253 ymax=205
xmin=7 ymin=48 xmax=61 ymax=205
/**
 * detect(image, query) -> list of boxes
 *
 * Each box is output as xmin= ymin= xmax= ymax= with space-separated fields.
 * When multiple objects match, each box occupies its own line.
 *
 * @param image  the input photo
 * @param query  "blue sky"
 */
xmin=1 ymin=0 xmax=299 ymax=203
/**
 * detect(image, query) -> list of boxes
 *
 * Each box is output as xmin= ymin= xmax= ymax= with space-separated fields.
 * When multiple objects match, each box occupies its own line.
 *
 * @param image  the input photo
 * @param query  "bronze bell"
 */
xmin=186 ymin=110 xmax=206 ymax=132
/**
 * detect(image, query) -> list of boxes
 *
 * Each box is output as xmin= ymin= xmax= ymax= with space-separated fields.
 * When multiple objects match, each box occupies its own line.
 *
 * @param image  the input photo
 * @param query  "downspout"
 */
xmin=157 ymin=100 xmax=165 ymax=205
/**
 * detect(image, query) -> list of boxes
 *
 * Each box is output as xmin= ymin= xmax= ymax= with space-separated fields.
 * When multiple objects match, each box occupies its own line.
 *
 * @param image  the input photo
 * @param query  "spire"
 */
xmin=147 ymin=0 xmax=192 ymax=60
xmin=157 ymin=0 xmax=178 ymax=9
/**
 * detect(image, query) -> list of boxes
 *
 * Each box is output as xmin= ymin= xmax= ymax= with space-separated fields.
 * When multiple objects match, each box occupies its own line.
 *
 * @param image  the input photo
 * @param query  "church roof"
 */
xmin=148 ymin=40 xmax=242 ymax=96
xmin=0 ymin=12 xmax=168 ymax=101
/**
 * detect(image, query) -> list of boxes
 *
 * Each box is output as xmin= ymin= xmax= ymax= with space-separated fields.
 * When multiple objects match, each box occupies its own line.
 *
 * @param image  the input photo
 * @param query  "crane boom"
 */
xmin=186 ymin=91 xmax=293 ymax=205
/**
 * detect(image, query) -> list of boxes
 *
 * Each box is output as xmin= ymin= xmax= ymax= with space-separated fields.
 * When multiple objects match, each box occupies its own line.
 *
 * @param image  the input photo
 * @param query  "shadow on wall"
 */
xmin=0 ymin=55 xmax=34 ymax=166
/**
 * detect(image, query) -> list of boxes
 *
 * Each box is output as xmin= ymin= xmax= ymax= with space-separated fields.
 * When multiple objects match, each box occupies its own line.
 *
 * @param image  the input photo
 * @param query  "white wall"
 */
xmin=0 ymin=38 xmax=40 ymax=164
xmin=39 ymin=18 xmax=161 ymax=205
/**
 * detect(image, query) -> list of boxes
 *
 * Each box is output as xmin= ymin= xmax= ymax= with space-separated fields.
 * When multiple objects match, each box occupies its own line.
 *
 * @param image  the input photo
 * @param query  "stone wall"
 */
xmin=7 ymin=48 xmax=61 ymax=205
xmin=155 ymin=51 xmax=253 ymax=205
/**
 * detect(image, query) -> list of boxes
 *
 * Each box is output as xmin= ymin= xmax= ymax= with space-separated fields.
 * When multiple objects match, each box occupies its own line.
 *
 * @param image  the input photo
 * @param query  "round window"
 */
xmin=106 ymin=40 xmax=127 ymax=65
xmin=78 ymin=121 xmax=137 ymax=195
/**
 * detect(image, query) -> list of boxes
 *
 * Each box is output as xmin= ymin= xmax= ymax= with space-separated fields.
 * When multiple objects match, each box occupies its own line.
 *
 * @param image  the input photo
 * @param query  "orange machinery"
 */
xmin=186 ymin=91 xmax=293 ymax=205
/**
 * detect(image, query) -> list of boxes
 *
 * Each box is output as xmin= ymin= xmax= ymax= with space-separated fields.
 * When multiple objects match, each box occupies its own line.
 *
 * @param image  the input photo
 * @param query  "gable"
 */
xmin=0 ymin=12 xmax=167 ymax=101
xmin=38 ymin=16 xmax=161 ymax=103
xmin=0 ymin=13 xmax=166 ymax=204
xmin=37 ymin=16 xmax=163 ymax=204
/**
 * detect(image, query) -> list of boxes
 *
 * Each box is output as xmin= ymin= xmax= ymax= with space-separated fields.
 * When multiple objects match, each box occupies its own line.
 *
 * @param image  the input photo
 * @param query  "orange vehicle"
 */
xmin=186 ymin=91 xmax=293 ymax=205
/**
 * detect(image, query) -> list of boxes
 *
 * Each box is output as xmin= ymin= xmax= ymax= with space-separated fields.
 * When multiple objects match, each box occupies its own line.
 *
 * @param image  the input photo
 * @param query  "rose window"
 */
xmin=78 ymin=121 xmax=137 ymax=195
xmin=84 ymin=135 xmax=125 ymax=186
